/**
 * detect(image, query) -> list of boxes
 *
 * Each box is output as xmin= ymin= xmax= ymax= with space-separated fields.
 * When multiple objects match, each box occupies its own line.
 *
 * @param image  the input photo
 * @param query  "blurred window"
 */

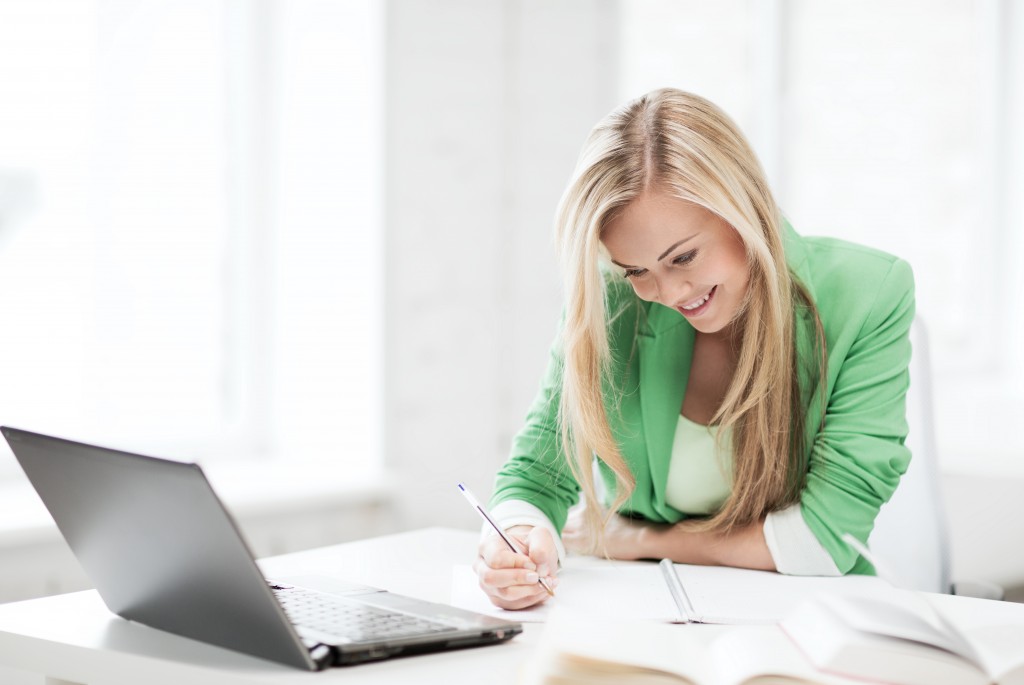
xmin=0 ymin=0 xmax=382 ymax=473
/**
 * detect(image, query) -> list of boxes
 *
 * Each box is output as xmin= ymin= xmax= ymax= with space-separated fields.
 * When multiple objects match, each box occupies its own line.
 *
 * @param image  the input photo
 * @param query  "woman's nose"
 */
xmin=654 ymin=275 xmax=691 ymax=309
xmin=631 ymin=276 xmax=659 ymax=303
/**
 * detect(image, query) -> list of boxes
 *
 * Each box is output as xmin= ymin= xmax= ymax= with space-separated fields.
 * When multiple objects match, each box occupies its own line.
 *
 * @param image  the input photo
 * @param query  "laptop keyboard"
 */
xmin=271 ymin=584 xmax=458 ymax=644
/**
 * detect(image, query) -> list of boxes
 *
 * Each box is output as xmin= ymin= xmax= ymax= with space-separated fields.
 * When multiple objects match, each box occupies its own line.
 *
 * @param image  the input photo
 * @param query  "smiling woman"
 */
xmin=602 ymin=195 xmax=749 ymax=336
xmin=471 ymin=88 xmax=915 ymax=611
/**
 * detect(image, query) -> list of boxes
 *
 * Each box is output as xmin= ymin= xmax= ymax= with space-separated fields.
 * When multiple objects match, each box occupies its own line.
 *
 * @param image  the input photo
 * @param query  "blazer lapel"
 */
xmin=637 ymin=305 xmax=693 ymax=515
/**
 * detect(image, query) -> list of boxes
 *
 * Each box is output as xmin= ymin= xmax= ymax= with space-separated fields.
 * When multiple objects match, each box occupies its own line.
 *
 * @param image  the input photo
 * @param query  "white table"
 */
xmin=0 ymin=528 xmax=543 ymax=685
xmin=2 ymin=527 xmax=1024 ymax=685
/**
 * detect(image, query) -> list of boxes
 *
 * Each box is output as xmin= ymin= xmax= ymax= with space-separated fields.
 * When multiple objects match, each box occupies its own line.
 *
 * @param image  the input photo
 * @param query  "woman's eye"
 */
xmin=623 ymin=268 xmax=646 ymax=279
xmin=673 ymin=250 xmax=697 ymax=266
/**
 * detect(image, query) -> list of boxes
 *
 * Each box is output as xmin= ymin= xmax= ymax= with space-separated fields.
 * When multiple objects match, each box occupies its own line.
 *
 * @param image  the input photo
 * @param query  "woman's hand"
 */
xmin=474 ymin=525 xmax=559 ymax=610
xmin=563 ymin=506 xmax=659 ymax=560
xmin=563 ymin=505 xmax=776 ymax=570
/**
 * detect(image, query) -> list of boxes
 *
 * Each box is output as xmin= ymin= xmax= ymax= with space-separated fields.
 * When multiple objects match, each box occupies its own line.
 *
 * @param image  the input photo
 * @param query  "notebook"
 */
xmin=2 ymin=426 xmax=522 ymax=670
xmin=452 ymin=554 xmax=894 ymax=624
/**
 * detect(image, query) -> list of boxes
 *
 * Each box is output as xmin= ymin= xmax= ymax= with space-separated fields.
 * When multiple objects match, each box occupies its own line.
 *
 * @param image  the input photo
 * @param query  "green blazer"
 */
xmin=491 ymin=222 xmax=915 ymax=575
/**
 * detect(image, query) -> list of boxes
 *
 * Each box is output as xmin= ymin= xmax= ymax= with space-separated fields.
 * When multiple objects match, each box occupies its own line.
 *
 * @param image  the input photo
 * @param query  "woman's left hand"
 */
xmin=564 ymin=506 xmax=776 ymax=570
xmin=562 ymin=506 xmax=656 ymax=560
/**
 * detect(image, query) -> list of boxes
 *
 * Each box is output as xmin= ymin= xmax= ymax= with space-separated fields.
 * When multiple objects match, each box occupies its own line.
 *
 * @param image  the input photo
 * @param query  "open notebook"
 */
xmin=452 ymin=556 xmax=893 ymax=624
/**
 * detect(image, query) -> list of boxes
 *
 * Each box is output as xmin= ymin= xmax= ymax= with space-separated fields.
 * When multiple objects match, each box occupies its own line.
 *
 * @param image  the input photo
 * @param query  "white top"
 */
xmin=664 ymin=414 xmax=732 ymax=515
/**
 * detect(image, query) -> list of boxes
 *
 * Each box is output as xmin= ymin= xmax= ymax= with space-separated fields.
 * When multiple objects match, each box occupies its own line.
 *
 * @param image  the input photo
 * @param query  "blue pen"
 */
xmin=457 ymin=482 xmax=555 ymax=597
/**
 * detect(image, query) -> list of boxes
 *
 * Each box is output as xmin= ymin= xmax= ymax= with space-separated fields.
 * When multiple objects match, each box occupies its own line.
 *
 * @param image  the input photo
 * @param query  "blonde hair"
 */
xmin=555 ymin=88 xmax=825 ymax=551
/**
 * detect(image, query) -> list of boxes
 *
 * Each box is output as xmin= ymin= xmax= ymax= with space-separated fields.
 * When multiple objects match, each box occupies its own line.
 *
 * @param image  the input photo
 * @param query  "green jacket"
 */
xmin=491 ymin=222 xmax=915 ymax=574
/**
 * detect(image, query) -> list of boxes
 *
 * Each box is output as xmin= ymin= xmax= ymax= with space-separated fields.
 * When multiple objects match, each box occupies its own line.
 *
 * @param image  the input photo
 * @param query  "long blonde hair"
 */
xmin=555 ymin=88 xmax=824 ymax=550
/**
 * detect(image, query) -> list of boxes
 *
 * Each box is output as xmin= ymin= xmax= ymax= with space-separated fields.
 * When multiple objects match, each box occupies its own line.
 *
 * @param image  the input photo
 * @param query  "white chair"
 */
xmin=867 ymin=317 xmax=952 ymax=593
xmin=867 ymin=317 xmax=1002 ymax=598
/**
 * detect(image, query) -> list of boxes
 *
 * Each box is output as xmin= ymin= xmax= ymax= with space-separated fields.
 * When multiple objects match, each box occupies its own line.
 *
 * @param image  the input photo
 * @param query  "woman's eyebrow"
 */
xmin=610 ymin=233 xmax=699 ymax=269
xmin=657 ymin=234 xmax=698 ymax=261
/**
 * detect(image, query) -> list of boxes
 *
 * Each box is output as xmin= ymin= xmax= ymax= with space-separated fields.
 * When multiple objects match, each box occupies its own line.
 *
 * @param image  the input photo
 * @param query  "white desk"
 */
xmin=2 ymin=527 xmax=1024 ymax=685
xmin=0 ymin=528 xmax=542 ymax=685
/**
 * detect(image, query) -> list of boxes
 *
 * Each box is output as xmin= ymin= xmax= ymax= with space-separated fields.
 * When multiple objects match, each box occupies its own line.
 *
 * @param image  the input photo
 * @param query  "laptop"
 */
xmin=2 ymin=426 xmax=522 ymax=670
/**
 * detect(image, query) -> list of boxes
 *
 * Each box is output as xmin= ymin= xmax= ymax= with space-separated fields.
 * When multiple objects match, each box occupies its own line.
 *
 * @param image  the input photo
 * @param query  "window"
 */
xmin=0 ymin=0 xmax=382 ymax=474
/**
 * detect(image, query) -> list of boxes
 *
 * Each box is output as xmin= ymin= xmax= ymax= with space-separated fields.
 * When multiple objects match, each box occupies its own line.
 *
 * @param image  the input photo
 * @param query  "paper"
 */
xmin=674 ymin=563 xmax=893 ymax=624
xmin=451 ymin=556 xmax=894 ymax=625
xmin=451 ymin=557 xmax=678 ymax=623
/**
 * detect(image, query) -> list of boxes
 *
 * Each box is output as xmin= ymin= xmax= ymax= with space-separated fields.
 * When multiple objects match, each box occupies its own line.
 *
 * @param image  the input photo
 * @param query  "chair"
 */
xmin=867 ymin=317 xmax=1002 ymax=598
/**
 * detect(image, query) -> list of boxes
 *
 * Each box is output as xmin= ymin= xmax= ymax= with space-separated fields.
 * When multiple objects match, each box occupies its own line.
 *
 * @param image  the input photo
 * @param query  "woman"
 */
xmin=474 ymin=88 xmax=914 ymax=610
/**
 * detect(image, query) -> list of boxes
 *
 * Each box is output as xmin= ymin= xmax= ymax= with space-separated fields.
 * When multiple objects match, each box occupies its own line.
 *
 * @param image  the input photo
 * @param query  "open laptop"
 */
xmin=2 ymin=426 xmax=522 ymax=670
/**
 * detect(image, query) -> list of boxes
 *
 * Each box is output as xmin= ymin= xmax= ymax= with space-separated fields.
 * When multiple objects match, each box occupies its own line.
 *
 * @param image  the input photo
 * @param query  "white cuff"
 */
xmin=483 ymin=499 xmax=566 ymax=566
xmin=764 ymin=503 xmax=841 ymax=576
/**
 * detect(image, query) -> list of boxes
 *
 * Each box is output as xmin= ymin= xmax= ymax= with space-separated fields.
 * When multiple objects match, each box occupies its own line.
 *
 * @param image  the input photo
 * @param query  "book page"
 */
xmin=521 ymin=608 xmax=716 ymax=684
xmin=712 ymin=626 xmax=866 ymax=685
xmin=451 ymin=557 xmax=679 ymax=622
xmin=781 ymin=594 xmax=991 ymax=685
xmin=822 ymin=593 xmax=977 ymax=660
xmin=963 ymin=624 xmax=1024 ymax=685
xmin=674 ymin=564 xmax=893 ymax=624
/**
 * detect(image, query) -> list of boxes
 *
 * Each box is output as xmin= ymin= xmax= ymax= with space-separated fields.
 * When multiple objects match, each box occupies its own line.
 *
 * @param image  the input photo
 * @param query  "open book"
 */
xmin=451 ymin=556 xmax=890 ymax=624
xmin=781 ymin=591 xmax=1024 ymax=685
xmin=520 ymin=608 xmax=862 ymax=685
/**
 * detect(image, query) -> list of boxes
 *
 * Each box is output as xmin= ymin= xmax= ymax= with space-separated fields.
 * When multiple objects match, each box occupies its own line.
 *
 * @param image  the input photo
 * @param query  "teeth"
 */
xmin=682 ymin=291 xmax=711 ymax=310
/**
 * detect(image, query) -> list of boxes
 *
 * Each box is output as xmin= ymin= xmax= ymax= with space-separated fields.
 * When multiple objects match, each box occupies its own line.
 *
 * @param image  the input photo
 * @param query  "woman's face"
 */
xmin=601 ymin=191 xmax=750 ymax=337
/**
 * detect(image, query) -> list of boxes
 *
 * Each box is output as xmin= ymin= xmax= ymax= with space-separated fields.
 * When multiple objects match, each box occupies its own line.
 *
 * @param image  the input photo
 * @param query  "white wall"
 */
xmin=943 ymin=473 xmax=1024 ymax=592
xmin=383 ymin=0 xmax=621 ymax=529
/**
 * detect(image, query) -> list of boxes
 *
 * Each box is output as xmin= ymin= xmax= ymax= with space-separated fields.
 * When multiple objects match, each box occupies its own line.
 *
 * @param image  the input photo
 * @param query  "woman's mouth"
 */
xmin=677 ymin=285 xmax=716 ymax=318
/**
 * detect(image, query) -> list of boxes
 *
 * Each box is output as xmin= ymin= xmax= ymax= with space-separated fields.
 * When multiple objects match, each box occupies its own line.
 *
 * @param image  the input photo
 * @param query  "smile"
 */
xmin=677 ymin=286 xmax=716 ymax=317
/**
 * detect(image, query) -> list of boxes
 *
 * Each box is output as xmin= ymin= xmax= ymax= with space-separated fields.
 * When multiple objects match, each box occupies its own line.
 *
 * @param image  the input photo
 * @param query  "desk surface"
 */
xmin=2 ymin=528 xmax=1024 ymax=685
xmin=0 ymin=528 xmax=542 ymax=685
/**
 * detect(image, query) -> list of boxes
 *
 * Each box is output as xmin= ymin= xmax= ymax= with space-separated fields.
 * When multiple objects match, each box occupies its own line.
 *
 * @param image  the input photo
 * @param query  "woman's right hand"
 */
xmin=473 ymin=525 xmax=559 ymax=610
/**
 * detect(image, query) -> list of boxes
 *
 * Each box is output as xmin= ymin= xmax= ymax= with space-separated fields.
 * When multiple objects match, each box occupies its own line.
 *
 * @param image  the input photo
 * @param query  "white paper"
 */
xmin=450 ymin=557 xmax=678 ymax=623
xmin=451 ymin=556 xmax=893 ymax=625
xmin=674 ymin=563 xmax=893 ymax=624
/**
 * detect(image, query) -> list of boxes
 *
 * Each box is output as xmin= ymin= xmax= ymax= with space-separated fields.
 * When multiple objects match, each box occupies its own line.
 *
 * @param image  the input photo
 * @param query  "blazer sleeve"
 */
xmin=489 ymin=275 xmax=641 ymax=531
xmin=800 ymin=258 xmax=916 ymax=574
xmin=489 ymin=329 xmax=581 ymax=532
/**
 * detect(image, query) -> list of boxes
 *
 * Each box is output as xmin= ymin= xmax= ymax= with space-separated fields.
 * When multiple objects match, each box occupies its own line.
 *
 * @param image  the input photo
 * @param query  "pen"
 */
xmin=457 ymin=482 xmax=555 ymax=597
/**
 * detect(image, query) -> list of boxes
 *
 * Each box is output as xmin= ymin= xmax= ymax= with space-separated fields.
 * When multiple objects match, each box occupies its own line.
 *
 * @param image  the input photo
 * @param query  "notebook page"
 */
xmin=674 ymin=563 xmax=892 ymax=624
xmin=451 ymin=557 xmax=679 ymax=623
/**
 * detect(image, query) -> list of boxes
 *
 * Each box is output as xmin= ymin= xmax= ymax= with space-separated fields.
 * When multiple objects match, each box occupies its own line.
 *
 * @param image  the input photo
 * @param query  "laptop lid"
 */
xmin=3 ymin=426 xmax=324 ymax=670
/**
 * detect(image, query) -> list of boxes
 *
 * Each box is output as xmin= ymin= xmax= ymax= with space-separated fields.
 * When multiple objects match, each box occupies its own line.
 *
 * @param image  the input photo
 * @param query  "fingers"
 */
xmin=479 ymin=533 xmax=536 ymax=570
xmin=475 ymin=527 xmax=559 ymax=610
xmin=523 ymin=526 xmax=559 ymax=578
xmin=472 ymin=556 xmax=555 ymax=609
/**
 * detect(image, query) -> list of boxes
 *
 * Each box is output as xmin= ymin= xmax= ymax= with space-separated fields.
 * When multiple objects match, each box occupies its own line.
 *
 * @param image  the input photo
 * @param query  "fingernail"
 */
xmin=525 ymin=572 xmax=539 ymax=583
xmin=537 ymin=564 xmax=549 ymax=577
xmin=523 ymin=560 xmax=537 ymax=571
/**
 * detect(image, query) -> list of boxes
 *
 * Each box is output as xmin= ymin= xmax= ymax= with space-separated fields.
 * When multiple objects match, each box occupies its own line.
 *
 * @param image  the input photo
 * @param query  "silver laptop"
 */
xmin=2 ymin=426 xmax=521 ymax=670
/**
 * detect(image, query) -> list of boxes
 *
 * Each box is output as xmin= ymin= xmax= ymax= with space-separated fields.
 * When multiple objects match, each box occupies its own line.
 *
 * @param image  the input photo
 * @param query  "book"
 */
xmin=781 ymin=591 xmax=1024 ymax=685
xmin=519 ymin=608 xmax=862 ymax=685
xmin=450 ymin=555 xmax=891 ymax=624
